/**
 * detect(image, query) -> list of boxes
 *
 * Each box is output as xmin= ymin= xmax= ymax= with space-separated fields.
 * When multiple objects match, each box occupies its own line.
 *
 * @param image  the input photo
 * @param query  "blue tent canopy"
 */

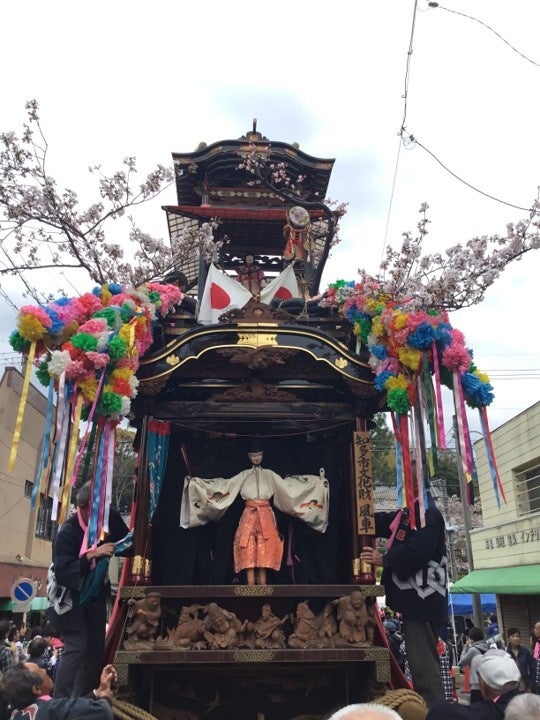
xmin=449 ymin=592 xmax=496 ymax=615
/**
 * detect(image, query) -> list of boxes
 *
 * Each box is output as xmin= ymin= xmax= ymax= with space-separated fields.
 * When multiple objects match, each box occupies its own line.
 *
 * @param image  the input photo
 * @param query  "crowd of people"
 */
xmin=0 ymin=620 xmax=64 ymax=681
xmin=3 ymin=478 xmax=540 ymax=719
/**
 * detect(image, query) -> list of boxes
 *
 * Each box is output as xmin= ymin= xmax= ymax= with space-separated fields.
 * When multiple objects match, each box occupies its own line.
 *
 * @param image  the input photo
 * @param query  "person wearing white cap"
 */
xmin=328 ymin=703 xmax=401 ymax=720
xmin=504 ymin=692 xmax=540 ymax=719
xmin=425 ymin=649 xmax=523 ymax=719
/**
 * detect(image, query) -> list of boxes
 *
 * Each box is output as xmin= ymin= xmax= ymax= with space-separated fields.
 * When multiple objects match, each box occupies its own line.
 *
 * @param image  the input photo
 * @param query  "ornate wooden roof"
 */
xmin=171 ymin=124 xmax=334 ymax=207
xmin=163 ymin=125 xmax=337 ymax=293
xmin=134 ymin=302 xmax=383 ymax=435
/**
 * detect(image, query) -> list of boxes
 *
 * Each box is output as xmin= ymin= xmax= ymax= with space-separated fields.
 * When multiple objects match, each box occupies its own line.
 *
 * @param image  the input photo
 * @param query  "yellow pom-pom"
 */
xmin=398 ymin=346 xmax=421 ymax=371
xmin=111 ymin=367 xmax=132 ymax=381
xmin=78 ymin=378 xmax=99 ymax=401
xmin=371 ymin=316 xmax=384 ymax=338
xmin=393 ymin=312 xmax=408 ymax=330
xmin=386 ymin=374 xmax=409 ymax=391
xmin=101 ymin=285 xmax=112 ymax=305
xmin=475 ymin=370 xmax=490 ymax=384
xmin=18 ymin=315 xmax=47 ymax=341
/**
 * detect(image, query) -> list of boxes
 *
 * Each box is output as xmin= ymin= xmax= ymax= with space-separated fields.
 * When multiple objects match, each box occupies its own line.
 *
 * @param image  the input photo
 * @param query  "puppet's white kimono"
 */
xmin=180 ymin=467 xmax=329 ymax=572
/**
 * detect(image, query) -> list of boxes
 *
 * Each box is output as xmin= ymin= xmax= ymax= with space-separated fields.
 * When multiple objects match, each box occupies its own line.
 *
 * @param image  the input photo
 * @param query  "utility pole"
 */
xmin=453 ymin=415 xmax=484 ymax=629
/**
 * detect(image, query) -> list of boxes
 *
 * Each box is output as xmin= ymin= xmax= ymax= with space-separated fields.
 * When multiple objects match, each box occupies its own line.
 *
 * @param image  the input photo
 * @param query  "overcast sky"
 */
xmin=1 ymin=0 xmax=539 ymax=437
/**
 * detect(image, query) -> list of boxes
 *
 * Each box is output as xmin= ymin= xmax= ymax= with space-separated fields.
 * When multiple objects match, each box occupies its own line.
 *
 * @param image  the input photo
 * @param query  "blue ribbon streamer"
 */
xmin=31 ymin=378 xmax=55 ymax=508
xmin=147 ymin=424 xmax=170 ymax=522
xmin=88 ymin=428 xmax=106 ymax=547
xmin=79 ymin=556 xmax=109 ymax=604
xmin=479 ymin=408 xmax=500 ymax=509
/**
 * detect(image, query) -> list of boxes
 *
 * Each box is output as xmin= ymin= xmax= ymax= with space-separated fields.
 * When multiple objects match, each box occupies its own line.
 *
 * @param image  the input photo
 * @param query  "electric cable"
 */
xmin=401 ymin=133 xmax=533 ymax=212
xmin=428 ymin=3 xmax=540 ymax=68
xmin=381 ymin=0 xmax=419 ymax=265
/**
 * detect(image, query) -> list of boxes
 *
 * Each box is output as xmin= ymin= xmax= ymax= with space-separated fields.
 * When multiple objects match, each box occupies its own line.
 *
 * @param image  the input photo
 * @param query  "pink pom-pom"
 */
xmin=85 ymin=351 xmax=110 ymax=369
xmin=79 ymin=318 xmax=108 ymax=334
xmin=19 ymin=305 xmax=52 ymax=328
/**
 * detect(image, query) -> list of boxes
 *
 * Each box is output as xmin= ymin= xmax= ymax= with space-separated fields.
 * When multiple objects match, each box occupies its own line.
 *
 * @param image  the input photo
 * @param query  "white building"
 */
xmin=452 ymin=401 xmax=540 ymax=635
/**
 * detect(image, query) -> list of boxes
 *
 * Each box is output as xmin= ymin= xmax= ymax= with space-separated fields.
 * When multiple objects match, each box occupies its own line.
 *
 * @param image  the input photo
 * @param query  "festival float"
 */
xmin=8 ymin=124 xmax=503 ymax=720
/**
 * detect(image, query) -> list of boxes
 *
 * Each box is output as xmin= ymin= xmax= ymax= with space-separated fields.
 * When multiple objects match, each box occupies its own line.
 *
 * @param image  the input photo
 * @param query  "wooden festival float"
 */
xmin=8 ymin=124 xmax=503 ymax=720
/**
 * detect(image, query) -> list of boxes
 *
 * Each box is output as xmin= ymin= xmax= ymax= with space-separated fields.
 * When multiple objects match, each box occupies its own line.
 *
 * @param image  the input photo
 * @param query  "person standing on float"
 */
xmin=180 ymin=444 xmax=329 ymax=585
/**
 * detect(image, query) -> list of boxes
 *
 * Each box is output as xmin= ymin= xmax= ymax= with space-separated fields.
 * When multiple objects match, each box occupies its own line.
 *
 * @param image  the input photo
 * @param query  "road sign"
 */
xmin=10 ymin=578 xmax=37 ymax=605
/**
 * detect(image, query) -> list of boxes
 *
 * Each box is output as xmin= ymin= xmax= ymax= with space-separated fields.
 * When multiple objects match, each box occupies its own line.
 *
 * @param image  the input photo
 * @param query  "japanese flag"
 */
xmin=197 ymin=264 xmax=253 ymax=325
xmin=260 ymin=264 xmax=299 ymax=304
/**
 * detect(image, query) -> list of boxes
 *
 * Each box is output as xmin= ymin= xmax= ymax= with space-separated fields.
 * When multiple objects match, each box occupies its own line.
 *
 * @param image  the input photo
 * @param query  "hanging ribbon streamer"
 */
xmin=58 ymin=393 xmax=84 ymax=524
xmin=456 ymin=376 xmax=476 ymax=480
xmin=412 ymin=407 xmax=426 ymax=528
xmin=180 ymin=443 xmax=192 ymax=477
xmin=479 ymin=406 xmax=506 ymax=507
xmin=452 ymin=371 xmax=473 ymax=505
xmin=69 ymin=371 xmax=106 ymax=487
xmin=147 ymin=420 xmax=170 ymax=523
xmin=102 ymin=423 xmax=116 ymax=536
xmin=453 ymin=371 xmax=476 ymax=505
xmin=80 ymin=557 xmax=109 ymax=604
xmin=114 ymin=529 xmax=134 ymax=554
xmin=31 ymin=378 xmax=56 ymax=510
xmin=390 ymin=412 xmax=404 ymax=507
xmin=7 ymin=342 xmax=37 ymax=472
xmin=399 ymin=413 xmax=416 ymax=529
xmin=51 ymin=394 xmax=72 ymax=521
xmin=431 ymin=341 xmax=447 ymax=449
xmin=84 ymin=426 xmax=106 ymax=554
xmin=421 ymin=352 xmax=439 ymax=472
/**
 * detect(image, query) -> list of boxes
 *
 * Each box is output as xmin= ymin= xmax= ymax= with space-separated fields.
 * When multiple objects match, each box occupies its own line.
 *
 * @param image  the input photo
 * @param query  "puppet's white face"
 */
xmin=248 ymin=451 xmax=263 ymax=466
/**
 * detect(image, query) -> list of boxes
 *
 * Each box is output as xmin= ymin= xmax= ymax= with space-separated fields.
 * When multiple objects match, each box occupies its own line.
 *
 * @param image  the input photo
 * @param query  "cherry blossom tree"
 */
xmin=2 ymin=102 xmax=539 ymax=311
xmin=238 ymin=141 xmax=348 ymax=267
xmin=0 ymin=101 xmax=219 ymax=297
xmin=378 ymin=200 xmax=540 ymax=310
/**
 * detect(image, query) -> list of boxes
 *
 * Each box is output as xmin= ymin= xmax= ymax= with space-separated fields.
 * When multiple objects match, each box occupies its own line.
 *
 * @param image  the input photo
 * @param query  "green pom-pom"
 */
xmin=9 ymin=330 xmax=31 ymax=353
xmin=94 ymin=307 xmax=119 ymax=329
xmin=148 ymin=291 xmax=160 ymax=303
xmin=99 ymin=391 xmax=123 ymax=415
xmin=107 ymin=336 xmax=127 ymax=361
xmin=387 ymin=388 xmax=411 ymax=413
xmin=35 ymin=360 xmax=51 ymax=387
xmin=81 ymin=405 xmax=91 ymax=422
xmin=71 ymin=332 xmax=98 ymax=352
xmin=357 ymin=317 xmax=372 ymax=344
xmin=120 ymin=305 xmax=133 ymax=323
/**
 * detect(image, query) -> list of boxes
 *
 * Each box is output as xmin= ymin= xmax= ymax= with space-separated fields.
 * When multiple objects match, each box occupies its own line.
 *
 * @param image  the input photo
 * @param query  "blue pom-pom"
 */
xmin=407 ymin=323 xmax=436 ymax=349
xmin=374 ymin=370 xmax=393 ymax=390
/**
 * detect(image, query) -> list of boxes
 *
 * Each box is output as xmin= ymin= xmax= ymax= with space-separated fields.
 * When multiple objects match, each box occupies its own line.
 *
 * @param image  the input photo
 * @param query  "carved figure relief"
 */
xmin=123 ymin=592 xmax=162 ymax=649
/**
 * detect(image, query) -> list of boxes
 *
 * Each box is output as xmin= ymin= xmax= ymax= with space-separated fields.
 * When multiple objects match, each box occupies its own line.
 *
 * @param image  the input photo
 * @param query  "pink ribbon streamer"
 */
xmin=386 ymin=510 xmax=404 ymax=549
xmin=453 ymin=371 xmax=470 ymax=481
xmin=479 ymin=406 xmax=506 ymax=505
xmin=412 ymin=404 xmax=426 ymax=528
xmin=431 ymin=342 xmax=447 ymax=449
xmin=102 ymin=422 xmax=116 ymax=535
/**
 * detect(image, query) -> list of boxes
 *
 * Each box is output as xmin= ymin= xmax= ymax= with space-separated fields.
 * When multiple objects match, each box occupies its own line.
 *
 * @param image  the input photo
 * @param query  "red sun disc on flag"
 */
xmin=274 ymin=287 xmax=293 ymax=300
xmin=210 ymin=283 xmax=231 ymax=309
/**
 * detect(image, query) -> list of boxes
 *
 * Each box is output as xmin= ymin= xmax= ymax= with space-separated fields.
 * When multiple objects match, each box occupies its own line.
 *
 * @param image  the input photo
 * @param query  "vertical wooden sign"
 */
xmin=353 ymin=430 xmax=375 ymax=535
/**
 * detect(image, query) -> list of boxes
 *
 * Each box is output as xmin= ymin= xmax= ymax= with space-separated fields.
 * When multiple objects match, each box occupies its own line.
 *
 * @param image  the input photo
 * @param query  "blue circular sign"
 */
xmin=10 ymin=578 xmax=37 ymax=604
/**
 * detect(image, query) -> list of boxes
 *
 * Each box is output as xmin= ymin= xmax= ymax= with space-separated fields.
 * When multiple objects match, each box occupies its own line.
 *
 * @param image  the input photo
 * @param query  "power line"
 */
xmin=428 ymin=3 xmax=540 ymax=69
xmin=401 ymin=133 xmax=533 ymax=212
xmin=400 ymin=0 xmax=420 ymax=136
xmin=381 ymin=0 xmax=419 ymax=264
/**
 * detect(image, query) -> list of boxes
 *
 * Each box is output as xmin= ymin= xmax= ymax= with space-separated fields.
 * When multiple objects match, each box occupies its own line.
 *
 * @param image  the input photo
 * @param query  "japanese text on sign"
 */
xmin=353 ymin=431 xmax=375 ymax=535
xmin=484 ymin=527 xmax=540 ymax=550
